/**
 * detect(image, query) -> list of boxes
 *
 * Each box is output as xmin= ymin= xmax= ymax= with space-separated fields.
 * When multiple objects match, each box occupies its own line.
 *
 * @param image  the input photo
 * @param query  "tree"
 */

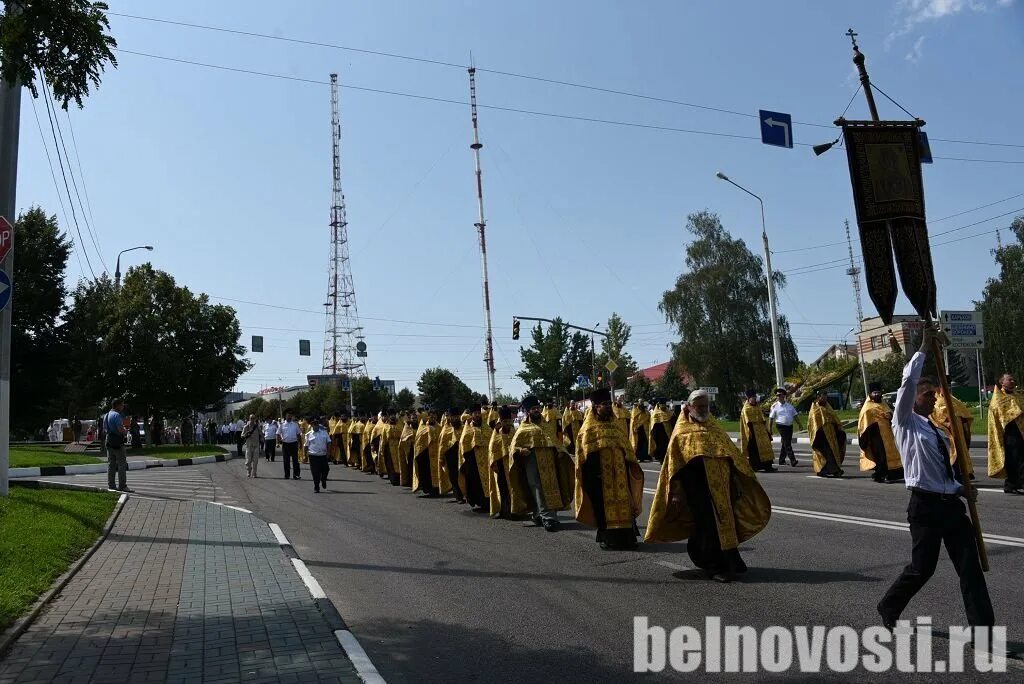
xmin=625 ymin=374 xmax=654 ymax=403
xmin=863 ymin=353 xmax=906 ymax=394
xmin=655 ymin=362 xmax=689 ymax=400
xmin=659 ymin=211 xmax=799 ymax=417
xmin=493 ymin=392 xmax=519 ymax=406
xmin=64 ymin=264 xmax=251 ymax=417
xmin=352 ymin=377 xmax=391 ymax=415
xmin=9 ymin=208 xmax=72 ymax=434
xmin=0 ymin=0 xmax=117 ymax=108
xmin=517 ymin=318 xmax=591 ymax=401
xmin=239 ymin=397 xmax=267 ymax=420
xmin=978 ymin=217 xmax=1023 ymax=382
xmin=593 ymin=312 xmax=640 ymax=389
xmin=947 ymin=348 xmax=971 ymax=387
xmin=394 ymin=388 xmax=417 ymax=412
xmin=416 ymin=368 xmax=477 ymax=410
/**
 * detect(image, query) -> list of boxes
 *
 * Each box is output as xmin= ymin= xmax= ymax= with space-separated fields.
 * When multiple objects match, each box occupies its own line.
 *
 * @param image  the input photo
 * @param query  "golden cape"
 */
xmin=613 ymin=405 xmax=631 ymax=438
xmin=650 ymin=405 xmax=674 ymax=438
xmin=347 ymin=420 xmax=364 ymax=467
xmin=438 ymin=421 xmax=461 ymax=494
xmin=808 ymin=402 xmax=845 ymax=474
xmin=459 ymin=422 xmax=491 ymax=500
xmin=539 ymin=407 xmax=562 ymax=447
xmin=562 ymin=407 xmax=584 ymax=451
xmin=987 ymin=387 xmax=1023 ymax=479
xmin=740 ymin=404 xmax=774 ymax=464
xmin=488 ymin=426 xmax=514 ymax=517
xmin=398 ymin=422 xmax=417 ymax=486
xmin=933 ymin=394 xmax=974 ymax=473
xmin=412 ymin=423 xmax=448 ymax=492
xmin=858 ymin=400 xmax=902 ymax=471
xmin=509 ymin=421 xmax=575 ymax=514
xmin=644 ymin=415 xmax=771 ymax=547
xmin=575 ymin=417 xmax=643 ymax=531
xmin=629 ymin=407 xmax=651 ymax=453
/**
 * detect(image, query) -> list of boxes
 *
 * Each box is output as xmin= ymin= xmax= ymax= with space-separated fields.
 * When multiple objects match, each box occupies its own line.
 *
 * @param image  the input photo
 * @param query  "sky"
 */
xmin=13 ymin=0 xmax=1024 ymax=398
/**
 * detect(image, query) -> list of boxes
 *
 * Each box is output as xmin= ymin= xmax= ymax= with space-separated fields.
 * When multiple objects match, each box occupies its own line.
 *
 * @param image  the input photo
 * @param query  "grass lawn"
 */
xmin=9 ymin=447 xmax=99 ymax=468
xmin=0 ymin=488 xmax=117 ymax=630
xmin=127 ymin=444 xmax=228 ymax=459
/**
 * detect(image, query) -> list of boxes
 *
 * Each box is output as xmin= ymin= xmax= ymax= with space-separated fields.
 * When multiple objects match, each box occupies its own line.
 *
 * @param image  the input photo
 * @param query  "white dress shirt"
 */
xmin=893 ymin=352 xmax=959 ymax=495
xmin=769 ymin=401 xmax=798 ymax=426
xmin=305 ymin=428 xmax=330 ymax=456
xmin=263 ymin=421 xmax=278 ymax=440
xmin=278 ymin=420 xmax=301 ymax=443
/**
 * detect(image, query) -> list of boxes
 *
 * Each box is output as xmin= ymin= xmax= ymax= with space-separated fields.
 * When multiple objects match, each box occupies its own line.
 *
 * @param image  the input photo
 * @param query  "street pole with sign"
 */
xmin=0 ymin=71 xmax=21 ymax=497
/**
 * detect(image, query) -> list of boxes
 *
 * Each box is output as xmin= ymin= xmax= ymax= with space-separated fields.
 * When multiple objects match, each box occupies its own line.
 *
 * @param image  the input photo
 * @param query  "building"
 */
xmin=635 ymin=362 xmax=694 ymax=387
xmin=811 ymin=344 xmax=858 ymax=367
xmin=857 ymin=315 xmax=924 ymax=364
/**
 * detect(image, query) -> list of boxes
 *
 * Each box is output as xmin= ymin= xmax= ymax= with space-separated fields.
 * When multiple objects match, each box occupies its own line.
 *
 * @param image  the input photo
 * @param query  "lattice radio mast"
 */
xmin=845 ymin=219 xmax=869 ymax=395
xmin=323 ymin=73 xmax=365 ymax=409
xmin=468 ymin=65 xmax=497 ymax=401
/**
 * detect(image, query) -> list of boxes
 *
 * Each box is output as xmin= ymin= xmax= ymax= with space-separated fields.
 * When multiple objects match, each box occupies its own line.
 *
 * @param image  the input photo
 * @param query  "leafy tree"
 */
xmin=493 ymin=392 xmax=519 ymax=406
xmin=0 ymin=0 xmax=117 ymax=108
xmin=239 ymin=397 xmax=267 ymax=420
xmin=946 ymin=348 xmax=971 ymax=387
xmin=394 ymin=388 xmax=417 ymax=412
xmin=64 ymin=264 xmax=251 ymax=417
xmin=659 ymin=211 xmax=799 ymax=417
xmin=416 ymin=368 xmax=477 ymax=410
xmin=625 ymin=374 xmax=654 ymax=403
xmin=863 ymin=353 xmax=906 ymax=394
xmin=517 ymin=318 xmax=591 ymax=401
xmin=655 ymin=362 xmax=689 ymax=400
xmin=9 ymin=208 xmax=72 ymax=434
xmin=978 ymin=217 xmax=1023 ymax=382
xmin=593 ymin=312 xmax=639 ymax=389
xmin=352 ymin=376 xmax=391 ymax=415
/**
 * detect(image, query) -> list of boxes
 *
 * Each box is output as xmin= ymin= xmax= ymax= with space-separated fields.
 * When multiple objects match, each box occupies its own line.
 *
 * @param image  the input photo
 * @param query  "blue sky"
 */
xmin=15 ymin=0 xmax=1024 ymax=397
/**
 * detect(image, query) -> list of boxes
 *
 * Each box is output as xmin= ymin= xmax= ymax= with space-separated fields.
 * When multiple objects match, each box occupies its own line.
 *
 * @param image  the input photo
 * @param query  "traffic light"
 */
xmin=597 ymin=372 xmax=604 ymax=386
xmin=512 ymin=318 xmax=520 ymax=340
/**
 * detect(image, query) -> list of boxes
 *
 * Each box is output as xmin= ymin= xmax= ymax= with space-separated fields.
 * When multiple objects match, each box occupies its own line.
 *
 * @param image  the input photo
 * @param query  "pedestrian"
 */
xmin=649 ymin=398 xmax=674 ymax=463
xmin=242 ymin=414 xmax=261 ymax=478
xmin=277 ymin=412 xmax=302 ymax=480
xmin=740 ymin=390 xmax=777 ymax=473
xmin=877 ymin=326 xmax=994 ymax=630
xmin=413 ymin=411 xmax=443 ymax=497
xmin=630 ymin=400 xmax=652 ymax=462
xmin=104 ymin=399 xmax=132 ymax=493
xmin=987 ymin=373 xmax=1024 ymax=494
xmin=859 ymin=382 xmax=905 ymax=483
xmin=306 ymin=417 xmax=331 ymax=493
xmin=487 ymin=405 xmax=516 ymax=518
xmin=263 ymin=417 xmax=278 ymax=461
xmin=807 ymin=391 xmax=846 ymax=478
xmin=458 ymin=405 xmax=491 ymax=511
xmin=769 ymin=387 xmax=800 ymax=467
xmin=72 ymin=416 xmax=82 ymax=443
xmin=233 ymin=416 xmax=244 ymax=458
xmin=439 ymin=408 xmax=465 ymax=503
xmin=129 ymin=414 xmax=142 ymax=451
xmin=509 ymin=396 xmax=575 ymax=531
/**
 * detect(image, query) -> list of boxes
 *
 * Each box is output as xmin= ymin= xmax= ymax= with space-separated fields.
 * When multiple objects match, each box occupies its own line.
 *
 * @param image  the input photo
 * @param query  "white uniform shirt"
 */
xmin=893 ymin=352 xmax=958 ymax=495
xmin=305 ymin=428 xmax=330 ymax=456
xmin=278 ymin=420 xmax=301 ymax=443
xmin=769 ymin=401 xmax=798 ymax=426
xmin=263 ymin=421 xmax=278 ymax=440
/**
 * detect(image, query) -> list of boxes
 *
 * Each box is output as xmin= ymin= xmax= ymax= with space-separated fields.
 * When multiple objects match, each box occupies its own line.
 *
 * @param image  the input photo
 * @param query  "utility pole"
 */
xmin=845 ymin=219 xmax=870 ymax=396
xmin=0 ymin=65 xmax=21 ymax=497
xmin=468 ymin=66 xmax=498 ymax=402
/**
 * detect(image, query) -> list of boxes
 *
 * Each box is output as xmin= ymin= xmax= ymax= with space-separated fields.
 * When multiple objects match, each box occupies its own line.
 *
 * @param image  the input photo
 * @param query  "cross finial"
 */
xmin=846 ymin=28 xmax=859 ymax=50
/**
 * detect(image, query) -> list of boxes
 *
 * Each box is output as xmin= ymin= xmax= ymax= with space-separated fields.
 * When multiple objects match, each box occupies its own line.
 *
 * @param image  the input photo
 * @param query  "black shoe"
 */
xmin=542 ymin=519 xmax=560 ymax=532
xmin=293 ymin=475 xmax=301 ymax=480
xmin=314 ymin=488 xmax=320 ymax=493
xmin=763 ymin=466 xmax=778 ymax=473
xmin=790 ymin=459 xmax=799 ymax=467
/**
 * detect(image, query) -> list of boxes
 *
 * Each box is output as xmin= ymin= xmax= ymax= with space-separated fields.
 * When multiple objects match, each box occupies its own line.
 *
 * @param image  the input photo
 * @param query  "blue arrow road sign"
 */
xmin=0 ymin=270 xmax=10 ymax=312
xmin=576 ymin=374 xmax=590 ymax=388
xmin=759 ymin=110 xmax=793 ymax=149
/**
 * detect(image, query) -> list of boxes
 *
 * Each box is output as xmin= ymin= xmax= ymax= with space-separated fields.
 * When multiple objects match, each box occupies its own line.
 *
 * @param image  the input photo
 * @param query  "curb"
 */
xmin=8 ymin=451 xmax=234 ymax=479
xmin=268 ymin=522 xmax=385 ymax=683
xmin=0 ymin=491 xmax=129 ymax=659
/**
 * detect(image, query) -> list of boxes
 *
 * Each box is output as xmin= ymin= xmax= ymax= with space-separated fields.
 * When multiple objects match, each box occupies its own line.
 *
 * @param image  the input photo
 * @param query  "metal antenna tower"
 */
xmin=845 ymin=219 xmax=869 ymax=395
xmin=468 ymin=65 xmax=497 ymax=401
xmin=323 ymin=73 xmax=365 ymax=410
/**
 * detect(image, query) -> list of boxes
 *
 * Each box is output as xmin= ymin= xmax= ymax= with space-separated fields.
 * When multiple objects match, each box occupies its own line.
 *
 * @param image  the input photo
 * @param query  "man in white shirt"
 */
xmin=305 ymin=417 xmax=332 ymax=493
xmin=277 ymin=412 xmax=302 ymax=480
xmin=263 ymin=419 xmax=279 ymax=462
xmin=877 ymin=326 xmax=993 ymax=630
xmin=768 ymin=388 xmax=800 ymax=467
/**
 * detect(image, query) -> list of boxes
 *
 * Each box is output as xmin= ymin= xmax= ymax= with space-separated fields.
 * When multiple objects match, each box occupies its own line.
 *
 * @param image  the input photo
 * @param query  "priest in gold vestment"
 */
xmin=988 ymin=374 xmax=1024 ymax=494
xmin=649 ymin=398 xmax=674 ymax=463
xmin=488 ymin=405 xmax=516 ymax=518
xmin=740 ymin=390 xmax=777 ymax=473
xmin=630 ymin=401 xmax=652 ymax=462
xmin=645 ymin=389 xmax=771 ymax=582
xmin=459 ymin=405 xmax=491 ymax=511
xmin=509 ymin=396 xmax=575 ymax=531
xmin=859 ymin=383 xmax=904 ymax=483
xmin=807 ymin=392 xmax=845 ymax=478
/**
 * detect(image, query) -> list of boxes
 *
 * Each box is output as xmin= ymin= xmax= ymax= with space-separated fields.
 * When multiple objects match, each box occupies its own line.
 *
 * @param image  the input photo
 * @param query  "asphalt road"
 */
xmin=205 ymin=444 xmax=1023 ymax=683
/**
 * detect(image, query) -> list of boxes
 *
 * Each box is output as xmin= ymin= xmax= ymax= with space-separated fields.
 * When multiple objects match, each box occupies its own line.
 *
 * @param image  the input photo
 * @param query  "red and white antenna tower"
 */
xmin=468 ymin=65 xmax=498 ymax=401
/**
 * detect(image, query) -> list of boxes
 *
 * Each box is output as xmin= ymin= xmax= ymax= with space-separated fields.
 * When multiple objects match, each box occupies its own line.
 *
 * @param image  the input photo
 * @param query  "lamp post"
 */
xmin=715 ymin=171 xmax=785 ymax=389
xmin=114 ymin=245 xmax=154 ymax=290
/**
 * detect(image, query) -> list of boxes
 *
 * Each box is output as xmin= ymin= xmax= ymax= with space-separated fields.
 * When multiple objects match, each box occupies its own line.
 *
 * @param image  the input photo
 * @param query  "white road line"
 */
xmin=291 ymin=558 xmax=327 ymax=599
xmin=334 ymin=629 xmax=387 ymax=684
xmin=268 ymin=523 xmax=291 ymax=546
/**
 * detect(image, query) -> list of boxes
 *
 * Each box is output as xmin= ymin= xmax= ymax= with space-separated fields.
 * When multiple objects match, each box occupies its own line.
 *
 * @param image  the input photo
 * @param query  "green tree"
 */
xmin=64 ymin=264 xmax=251 ymax=416
xmin=493 ymin=392 xmax=519 ymax=406
xmin=978 ymin=217 xmax=1023 ymax=381
xmin=863 ymin=353 xmax=906 ymax=394
xmin=394 ymin=388 xmax=417 ymax=412
xmin=659 ymin=211 xmax=799 ymax=417
xmin=593 ymin=312 xmax=639 ymax=389
xmin=9 ymin=207 xmax=72 ymax=434
xmin=517 ymin=318 xmax=591 ymax=401
xmin=0 ymin=0 xmax=117 ymax=108
xmin=352 ymin=377 xmax=391 ymax=415
xmin=625 ymin=374 xmax=654 ymax=403
xmin=239 ymin=397 xmax=267 ymax=420
xmin=417 ymin=368 xmax=477 ymax=410
xmin=655 ymin=362 xmax=689 ymax=400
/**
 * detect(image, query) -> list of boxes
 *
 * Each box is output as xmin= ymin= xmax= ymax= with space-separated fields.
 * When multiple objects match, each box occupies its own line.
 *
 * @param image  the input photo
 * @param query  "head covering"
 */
xmin=868 ymin=382 xmax=882 ymax=393
xmin=775 ymin=387 xmax=787 ymax=395
xmin=520 ymin=396 xmax=541 ymax=411
xmin=688 ymin=389 xmax=709 ymax=402
xmin=498 ymin=405 xmax=514 ymax=420
xmin=745 ymin=388 xmax=757 ymax=399
xmin=589 ymin=388 xmax=612 ymax=404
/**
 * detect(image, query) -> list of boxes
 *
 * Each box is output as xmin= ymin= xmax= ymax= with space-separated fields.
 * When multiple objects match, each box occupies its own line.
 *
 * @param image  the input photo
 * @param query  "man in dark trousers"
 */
xmin=305 ymin=417 xmax=331 ymax=493
xmin=878 ymin=326 xmax=994 ymax=633
xmin=277 ymin=411 xmax=302 ymax=480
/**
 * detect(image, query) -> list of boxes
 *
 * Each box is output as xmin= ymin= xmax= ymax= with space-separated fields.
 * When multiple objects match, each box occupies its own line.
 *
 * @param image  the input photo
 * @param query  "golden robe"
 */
xmin=644 ymin=415 xmax=771 ymax=548
xmin=613 ymin=404 xmax=631 ymax=438
xmin=740 ymin=404 xmax=774 ymax=465
xmin=575 ymin=417 xmax=644 ymax=531
xmin=933 ymin=394 xmax=974 ymax=474
xmin=398 ymin=422 xmax=417 ymax=487
xmin=488 ymin=426 xmax=515 ymax=517
xmin=649 ymin=405 xmax=674 ymax=458
xmin=629 ymin=407 xmax=651 ymax=455
xmin=808 ymin=402 xmax=845 ymax=474
xmin=987 ymin=387 xmax=1024 ymax=479
xmin=509 ymin=421 xmax=575 ymax=514
xmin=412 ymin=423 xmax=448 ymax=493
xmin=328 ymin=417 xmax=347 ymax=463
xmin=459 ymin=422 xmax=491 ymax=504
xmin=858 ymin=399 xmax=902 ymax=471
xmin=540 ymin=407 xmax=562 ymax=446
xmin=561 ymin=407 xmax=584 ymax=452
xmin=298 ymin=419 xmax=310 ymax=464
xmin=347 ymin=420 xmax=364 ymax=467
xmin=437 ymin=420 xmax=461 ymax=495
xmin=370 ymin=418 xmax=388 ymax=476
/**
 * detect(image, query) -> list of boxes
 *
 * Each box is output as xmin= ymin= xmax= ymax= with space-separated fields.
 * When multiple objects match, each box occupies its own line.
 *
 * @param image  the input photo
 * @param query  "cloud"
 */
xmin=905 ymin=35 xmax=927 ymax=62
xmin=888 ymin=0 xmax=1015 ymax=44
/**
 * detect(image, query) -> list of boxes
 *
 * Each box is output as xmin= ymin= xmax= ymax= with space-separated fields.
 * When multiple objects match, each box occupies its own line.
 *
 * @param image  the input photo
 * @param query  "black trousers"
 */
xmin=864 ymin=425 xmax=904 ymax=482
xmin=634 ymin=431 xmax=650 ymax=461
xmin=234 ymin=431 xmax=243 ymax=457
xmin=415 ymin=451 xmax=437 ymax=495
xmin=1003 ymin=422 xmax=1024 ymax=491
xmin=445 ymin=447 xmax=464 ymax=501
xmin=777 ymin=424 xmax=795 ymax=463
xmin=282 ymin=441 xmax=300 ymax=478
xmin=263 ymin=438 xmax=276 ymax=461
xmin=879 ymin=491 xmax=994 ymax=626
xmin=494 ymin=465 xmax=511 ymax=518
xmin=309 ymin=454 xmax=329 ymax=489
xmin=461 ymin=453 xmax=487 ymax=508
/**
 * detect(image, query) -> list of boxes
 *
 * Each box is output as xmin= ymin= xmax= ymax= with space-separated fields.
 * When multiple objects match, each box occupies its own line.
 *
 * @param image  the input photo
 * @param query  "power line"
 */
xmin=107 ymin=11 xmax=1024 ymax=150
xmin=63 ymin=107 xmax=98 ymax=229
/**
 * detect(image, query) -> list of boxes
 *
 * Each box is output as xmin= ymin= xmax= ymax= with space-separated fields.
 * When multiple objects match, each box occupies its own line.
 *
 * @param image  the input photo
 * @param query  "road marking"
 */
xmin=334 ymin=629 xmax=386 ymax=684
xmin=291 ymin=558 xmax=327 ymax=599
xmin=269 ymin=522 xmax=291 ymax=546
xmin=210 ymin=501 xmax=253 ymax=514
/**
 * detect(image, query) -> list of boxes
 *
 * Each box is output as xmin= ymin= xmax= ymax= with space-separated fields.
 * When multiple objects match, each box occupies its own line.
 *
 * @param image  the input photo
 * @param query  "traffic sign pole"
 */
xmin=0 ymin=73 xmax=21 ymax=498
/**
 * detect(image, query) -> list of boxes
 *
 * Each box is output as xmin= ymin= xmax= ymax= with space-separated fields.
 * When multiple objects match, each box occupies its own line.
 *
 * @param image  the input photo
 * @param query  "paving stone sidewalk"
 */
xmin=0 ymin=498 xmax=360 ymax=684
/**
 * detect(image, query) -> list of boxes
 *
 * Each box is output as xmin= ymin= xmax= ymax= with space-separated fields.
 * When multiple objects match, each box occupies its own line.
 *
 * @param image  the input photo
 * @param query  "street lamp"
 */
xmin=114 ymin=245 xmax=154 ymax=290
xmin=715 ymin=171 xmax=785 ymax=389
